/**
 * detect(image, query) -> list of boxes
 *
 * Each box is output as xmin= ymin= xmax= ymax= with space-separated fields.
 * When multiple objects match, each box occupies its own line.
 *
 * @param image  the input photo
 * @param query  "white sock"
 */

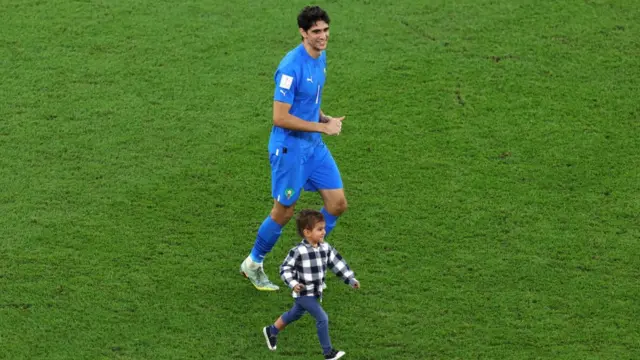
xmin=244 ymin=256 xmax=262 ymax=270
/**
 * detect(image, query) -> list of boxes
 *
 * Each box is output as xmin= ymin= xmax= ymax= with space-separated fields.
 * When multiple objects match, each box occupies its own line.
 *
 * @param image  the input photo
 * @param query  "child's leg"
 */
xmin=297 ymin=296 xmax=332 ymax=355
xmin=270 ymin=299 xmax=306 ymax=335
xmin=274 ymin=316 xmax=287 ymax=331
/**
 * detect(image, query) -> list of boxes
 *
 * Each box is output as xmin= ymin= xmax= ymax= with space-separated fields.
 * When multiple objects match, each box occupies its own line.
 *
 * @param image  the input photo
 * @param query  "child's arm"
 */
xmin=327 ymin=245 xmax=358 ymax=288
xmin=279 ymin=247 xmax=301 ymax=290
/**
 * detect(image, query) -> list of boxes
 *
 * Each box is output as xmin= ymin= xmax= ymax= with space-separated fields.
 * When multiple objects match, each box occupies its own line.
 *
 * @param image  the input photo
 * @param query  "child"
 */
xmin=263 ymin=209 xmax=360 ymax=360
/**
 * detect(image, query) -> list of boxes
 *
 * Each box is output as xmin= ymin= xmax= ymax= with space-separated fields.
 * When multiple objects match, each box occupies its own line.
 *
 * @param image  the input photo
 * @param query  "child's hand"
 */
xmin=351 ymin=280 xmax=360 ymax=289
xmin=293 ymin=284 xmax=305 ymax=293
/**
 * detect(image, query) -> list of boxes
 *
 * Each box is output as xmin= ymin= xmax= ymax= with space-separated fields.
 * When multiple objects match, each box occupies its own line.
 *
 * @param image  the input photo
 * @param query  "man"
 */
xmin=240 ymin=6 xmax=348 ymax=291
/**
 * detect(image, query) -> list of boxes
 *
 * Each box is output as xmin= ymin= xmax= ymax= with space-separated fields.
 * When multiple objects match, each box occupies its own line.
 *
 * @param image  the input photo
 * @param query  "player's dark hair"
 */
xmin=296 ymin=209 xmax=325 ymax=238
xmin=297 ymin=5 xmax=330 ymax=34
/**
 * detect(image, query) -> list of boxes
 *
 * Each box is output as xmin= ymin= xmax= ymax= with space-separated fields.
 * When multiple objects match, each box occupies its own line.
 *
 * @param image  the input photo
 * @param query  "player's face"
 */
xmin=301 ymin=21 xmax=330 ymax=51
xmin=305 ymin=221 xmax=326 ymax=244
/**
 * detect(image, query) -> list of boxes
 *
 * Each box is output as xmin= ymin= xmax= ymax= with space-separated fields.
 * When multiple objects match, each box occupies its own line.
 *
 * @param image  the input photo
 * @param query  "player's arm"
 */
xmin=327 ymin=245 xmax=357 ymax=286
xmin=274 ymin=101 xmax=332 ymax=134
xmin=279 ymin=248 xmax=300 ymax=289
xmin=273 ymin=68 xmax=340 ymax=134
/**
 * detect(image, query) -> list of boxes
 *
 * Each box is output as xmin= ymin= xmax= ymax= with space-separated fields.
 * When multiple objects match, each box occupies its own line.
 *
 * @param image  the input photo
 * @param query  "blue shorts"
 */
xmin=270 ymin=142 xmax=343 ymax=206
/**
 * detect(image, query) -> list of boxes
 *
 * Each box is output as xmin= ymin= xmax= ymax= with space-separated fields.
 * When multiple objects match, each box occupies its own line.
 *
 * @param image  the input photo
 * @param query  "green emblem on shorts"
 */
xmin=285 ymin=188 xmax=294 ymax=200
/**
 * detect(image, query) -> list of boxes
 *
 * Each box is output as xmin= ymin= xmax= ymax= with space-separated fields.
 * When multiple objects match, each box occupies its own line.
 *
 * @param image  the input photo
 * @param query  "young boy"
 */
xmin=262 ymin=210 xmax=360 ymax=360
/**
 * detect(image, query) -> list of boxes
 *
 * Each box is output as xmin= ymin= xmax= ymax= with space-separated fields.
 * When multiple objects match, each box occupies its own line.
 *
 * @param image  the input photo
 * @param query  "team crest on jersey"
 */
xmin=285 ymin=188 xmax=294 ymax=200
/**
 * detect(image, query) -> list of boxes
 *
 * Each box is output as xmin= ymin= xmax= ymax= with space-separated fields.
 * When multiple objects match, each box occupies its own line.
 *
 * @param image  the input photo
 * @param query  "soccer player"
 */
xmin=240 ymin=6 xmax=348 ymax=291
xmin=262 ymin=209 xmax=359 ymax=360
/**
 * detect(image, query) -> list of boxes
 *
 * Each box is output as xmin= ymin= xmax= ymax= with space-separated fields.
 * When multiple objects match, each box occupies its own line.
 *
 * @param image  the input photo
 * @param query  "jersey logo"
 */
xmin=279 ymin=74 xmax=293 ymax=90
xmin=306 ymin=76 xmax=313 ymax=83
xmin=280 ymin=90 xmax=287 ymax=96
xmin=285 ymin=188 xmax=295 ymax=200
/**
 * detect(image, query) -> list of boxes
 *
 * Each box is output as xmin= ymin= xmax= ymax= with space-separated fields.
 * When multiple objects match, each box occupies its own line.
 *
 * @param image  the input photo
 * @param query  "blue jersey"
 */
xmin=269 ymin=44 xmax=327 ymax=155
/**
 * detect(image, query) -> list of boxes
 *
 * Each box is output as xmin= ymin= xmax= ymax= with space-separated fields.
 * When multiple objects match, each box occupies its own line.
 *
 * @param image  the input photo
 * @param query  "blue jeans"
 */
xmin=281 ymin=296 xmax=332 ymax=355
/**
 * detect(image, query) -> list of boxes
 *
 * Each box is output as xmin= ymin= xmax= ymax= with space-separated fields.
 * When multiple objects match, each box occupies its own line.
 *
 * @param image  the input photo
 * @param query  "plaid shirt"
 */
xmin=280 ymin=239 xmax=357 ymax=298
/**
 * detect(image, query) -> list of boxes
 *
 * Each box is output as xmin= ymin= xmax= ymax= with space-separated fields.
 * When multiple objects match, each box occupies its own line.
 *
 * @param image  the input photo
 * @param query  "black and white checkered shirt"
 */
xmin=280 ymin=239 xmax=357 ymax=298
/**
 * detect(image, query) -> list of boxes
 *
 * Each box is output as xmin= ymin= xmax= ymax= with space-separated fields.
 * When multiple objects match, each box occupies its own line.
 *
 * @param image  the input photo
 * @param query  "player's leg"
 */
xmin=242 ymin=201 xmax=299 ymax=290
xmin=318 ymin=189 xmax=347 ymax=238
xmin=248 ymin=199 xmax=295 ymax=264
xmin=304 ymin=144 xmax=347 ymax=238
xmin=242 ymin=150 xmax=303 ymax=291
xmin=243 ymin=201 xmax=297 ymax=291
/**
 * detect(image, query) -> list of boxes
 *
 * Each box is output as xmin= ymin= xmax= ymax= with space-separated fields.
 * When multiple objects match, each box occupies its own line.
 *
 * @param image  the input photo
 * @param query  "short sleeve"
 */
xmin=273 ymin=66 xmax=297 ymax=104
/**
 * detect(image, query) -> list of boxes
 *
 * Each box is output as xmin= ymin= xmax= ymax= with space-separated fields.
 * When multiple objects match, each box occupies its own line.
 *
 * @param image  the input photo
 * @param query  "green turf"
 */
xmin=1 ymin=0 xmax=639 ymax=359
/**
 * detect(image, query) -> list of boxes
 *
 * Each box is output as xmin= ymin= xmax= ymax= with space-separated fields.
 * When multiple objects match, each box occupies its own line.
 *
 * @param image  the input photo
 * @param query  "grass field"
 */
xmin=1 ymin=0 xmax=639 ymax=359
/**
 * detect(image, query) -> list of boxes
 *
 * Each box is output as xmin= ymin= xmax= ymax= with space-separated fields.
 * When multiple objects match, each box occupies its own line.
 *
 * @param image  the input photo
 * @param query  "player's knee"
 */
xmin=282 ymin=206 xmax=295 ymax=221
xmin=271 ymin=202 xmax=295 ymax=224
xmin=331 ymin=197 xmax=348 ymax=215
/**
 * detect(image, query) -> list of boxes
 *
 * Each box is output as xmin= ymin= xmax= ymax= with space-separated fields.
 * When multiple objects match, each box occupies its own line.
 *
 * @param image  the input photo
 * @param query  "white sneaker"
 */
xmin=240 ymin=259 xmax=279 ymax=291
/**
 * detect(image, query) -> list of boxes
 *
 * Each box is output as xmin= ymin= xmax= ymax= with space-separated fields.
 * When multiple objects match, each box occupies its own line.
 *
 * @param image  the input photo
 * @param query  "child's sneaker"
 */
xmin=262 ymin=326 xmax=277 ymax=351
xmin=324 ymin=349 xmax=345 ymax=359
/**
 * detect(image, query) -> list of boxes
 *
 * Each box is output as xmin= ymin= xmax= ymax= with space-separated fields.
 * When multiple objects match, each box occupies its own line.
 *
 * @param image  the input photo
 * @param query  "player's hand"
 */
xmin=293 ymin=284 xmax=305 ymax=293
xmin=322 ymin=116 xmax=344 ymax=136
xmin=351 ymin=280 xmax=360 ymax=289
xmin=320 ymin=114 xmax=345 ymax=124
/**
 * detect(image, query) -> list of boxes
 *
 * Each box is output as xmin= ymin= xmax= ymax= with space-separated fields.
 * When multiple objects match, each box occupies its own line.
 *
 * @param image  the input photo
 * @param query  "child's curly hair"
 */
xmin=296 ymin=209 xmax=325 ymax=238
